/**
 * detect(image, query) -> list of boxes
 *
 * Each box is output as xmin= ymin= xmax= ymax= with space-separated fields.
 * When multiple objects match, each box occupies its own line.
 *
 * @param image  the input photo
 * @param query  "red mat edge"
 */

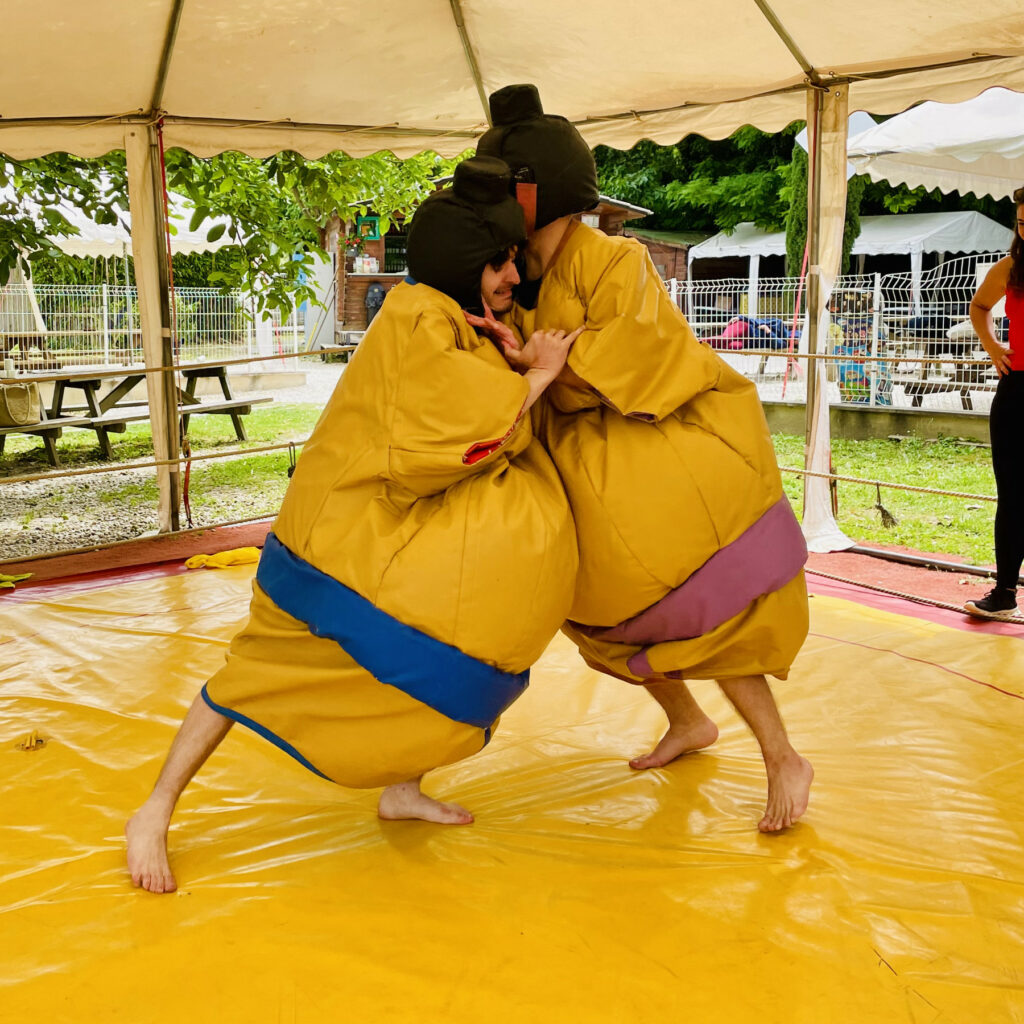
xmin=806 ymin=571 xmax=1024 ymax=638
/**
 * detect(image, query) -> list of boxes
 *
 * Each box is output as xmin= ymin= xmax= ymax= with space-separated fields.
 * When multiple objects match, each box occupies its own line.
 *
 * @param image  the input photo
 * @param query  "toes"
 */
xmin=442 ymin=804 xmax=474 ymax=825
xmin=629 ymin=748 xmax=675 ymax=770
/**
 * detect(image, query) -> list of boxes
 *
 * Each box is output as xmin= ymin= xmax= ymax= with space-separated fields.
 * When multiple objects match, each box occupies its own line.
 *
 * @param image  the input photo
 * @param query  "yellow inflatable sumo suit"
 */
xmin=478 ymin=84 xmax=807 ymax=688
xmin=509 ymin=220 xmax=808 ymax=684
xmin=203 ymin=166 xmax=577 ymax=789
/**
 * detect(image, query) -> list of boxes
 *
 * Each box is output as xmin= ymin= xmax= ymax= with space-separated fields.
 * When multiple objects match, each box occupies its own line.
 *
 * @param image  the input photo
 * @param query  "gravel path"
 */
xmin=0 ymin=361 xmax=348 ymax=562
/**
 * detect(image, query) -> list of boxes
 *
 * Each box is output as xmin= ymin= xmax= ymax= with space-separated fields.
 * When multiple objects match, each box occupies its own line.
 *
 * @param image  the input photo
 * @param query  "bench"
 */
xmin=177 ymin=396 xmax=273 ymax=441
xmin=4 ymin=363 xmax=276 ymax=467
xmin=64 ymin=397 xmax=273 ymax=440
xmin=54 ymin=366 xmax=273 ymax=446
xmin=0 ymin=416 xmax=93 ymax=467
xmin=2 ymin=398 xmax=273 ymax=467
xmin=896 ymin=374 xmax=996 ymax=412
xmin=316 ymin=342 xmax=360 ymax=364
xmin=64 ymin=397 xmax=272 ymax=455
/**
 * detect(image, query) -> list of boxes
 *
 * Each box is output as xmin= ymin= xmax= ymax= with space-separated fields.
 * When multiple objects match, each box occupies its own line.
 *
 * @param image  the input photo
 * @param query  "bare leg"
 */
xmin=716 ymin=674 xmax=813 ymax=832
xmin=378 ymin=777 xmax=474 ymax=826
xmin=125 ymin=692 xmax=233 ymax=893
xmin=629 ymin=678 xmax=719 ymax=769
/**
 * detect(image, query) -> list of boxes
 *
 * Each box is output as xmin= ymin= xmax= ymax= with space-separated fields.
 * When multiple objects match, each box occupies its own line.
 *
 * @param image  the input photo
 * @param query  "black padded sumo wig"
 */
xmin=406 ymin=156 xmax=526 ymax=315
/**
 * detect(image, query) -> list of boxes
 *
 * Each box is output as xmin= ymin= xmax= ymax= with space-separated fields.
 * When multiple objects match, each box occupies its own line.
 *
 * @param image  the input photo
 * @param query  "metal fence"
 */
xmin=676 ymin=252 xmax=1006 ymax=413
xmin=0 ymin=284 xmax=305 ymax=370
xmin=2 ymin=259 xmax=1007 ymax=414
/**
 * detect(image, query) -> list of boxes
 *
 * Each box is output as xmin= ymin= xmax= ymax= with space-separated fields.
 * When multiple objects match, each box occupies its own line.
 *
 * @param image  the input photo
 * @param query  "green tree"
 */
xmin=1 ymin=148 xmax=462 ymax=315
xmin=785 ymin=146 xmax=808 ymax=276
xmin=859 ymin=178 xmax=1013 ymax=222
xmin=0 ymin=153 xmax=128 ymax=285
xmin=595 ymin=125 xmax=801 ymax=233
xmin=596 ymin=126 xmax=1015 ymax=249
xmin=785 ymin=148 xmax=866 ymax=277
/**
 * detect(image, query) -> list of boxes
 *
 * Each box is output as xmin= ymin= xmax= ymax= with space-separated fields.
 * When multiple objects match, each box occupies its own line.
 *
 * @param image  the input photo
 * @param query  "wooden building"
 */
xmin=623 ymin=227 xmax=714 ymax=281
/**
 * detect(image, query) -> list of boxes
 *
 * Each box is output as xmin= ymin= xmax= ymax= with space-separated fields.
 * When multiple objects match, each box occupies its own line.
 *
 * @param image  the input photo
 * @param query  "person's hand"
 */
xmin=462 ymin=303 xmax=521 ymax=355
xmin=505 ymin=327 xmax=582 ymax=378
xmin=982 ymin=338 xmax=1013 ymax=377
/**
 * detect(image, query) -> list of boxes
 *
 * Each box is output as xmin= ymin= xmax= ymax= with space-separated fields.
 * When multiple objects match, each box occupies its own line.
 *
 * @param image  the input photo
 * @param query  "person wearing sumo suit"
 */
xmin=476 ymin=86 xmax=813 ymax=832
xmin=126 ymin=156 xmax=580 ymax=893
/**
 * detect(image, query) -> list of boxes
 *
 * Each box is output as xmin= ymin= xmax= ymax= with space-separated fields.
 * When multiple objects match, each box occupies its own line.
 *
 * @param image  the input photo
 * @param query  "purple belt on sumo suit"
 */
xmin=570 ymin=496 xmax=807 ymax=677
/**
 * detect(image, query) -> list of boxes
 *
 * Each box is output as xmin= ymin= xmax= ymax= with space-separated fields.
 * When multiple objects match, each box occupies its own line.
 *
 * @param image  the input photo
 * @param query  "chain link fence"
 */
xmin=676 ymin=253 xmax=1006 ymax=412
xmin=1 ymin=284 xmax=305 ymax=371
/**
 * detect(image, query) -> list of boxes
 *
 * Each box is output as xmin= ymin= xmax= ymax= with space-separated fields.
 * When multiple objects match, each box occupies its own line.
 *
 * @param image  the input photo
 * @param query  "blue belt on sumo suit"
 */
xmin=201 ymin=532 xmax=530 ymax=781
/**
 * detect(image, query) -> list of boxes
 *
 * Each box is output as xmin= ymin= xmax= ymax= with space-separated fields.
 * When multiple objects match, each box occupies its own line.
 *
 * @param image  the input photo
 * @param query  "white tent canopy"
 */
xmin=847 ymin=87 xmax=1024 ymax=200
xmin=1 ymin=186 xmax=235 ymax=258
xmin=4 ymin=0 xmax=1024 ymax=541
xmin=688 ymin=211 xmax=1013 ymax=320
xmin=688 ymin=211 xmax=1014 ymax=262
xmin=50 ymin=202 xmax=235 ymax=259
xmin=2 ymin=2 xmax=1024 ymax=159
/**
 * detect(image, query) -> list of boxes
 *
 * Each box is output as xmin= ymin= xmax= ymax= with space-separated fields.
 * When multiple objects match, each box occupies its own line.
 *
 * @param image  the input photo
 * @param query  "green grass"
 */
xmin=1 ymin=409 xmax=1001 ymax=565
xmin=773 ymin=434 xmax=997 ymax=565
xmin=91 ymin=452 xmax=294 ymax=519
xmin=0 ymin=403 xmax=322 ymax=475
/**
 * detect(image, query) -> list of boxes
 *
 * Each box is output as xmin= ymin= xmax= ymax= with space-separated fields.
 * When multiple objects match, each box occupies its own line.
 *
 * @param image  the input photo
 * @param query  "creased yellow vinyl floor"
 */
xmin=1 ymin=567 xmax=1022 ymax=1024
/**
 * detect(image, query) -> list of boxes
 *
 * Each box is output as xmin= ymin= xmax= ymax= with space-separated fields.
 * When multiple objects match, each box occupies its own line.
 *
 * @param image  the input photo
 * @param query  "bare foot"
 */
xmin=758 ymin=753 xmax=813 ymax=833
xmin=629 ymin=714 xmax=719 ymax=770
xmin=125 ymin=804 xmax=177 ymax=894
xmin=377 ymin=780 xmax=474 ymax=825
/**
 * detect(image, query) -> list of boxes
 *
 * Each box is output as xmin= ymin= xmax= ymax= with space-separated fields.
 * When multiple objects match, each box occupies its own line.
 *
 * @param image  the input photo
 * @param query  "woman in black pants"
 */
xmin=965 ymin=186 xmax=1024 ymax=620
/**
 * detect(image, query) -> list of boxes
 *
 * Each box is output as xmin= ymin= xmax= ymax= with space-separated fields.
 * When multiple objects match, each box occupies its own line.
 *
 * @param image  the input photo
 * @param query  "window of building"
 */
xmin=384 ymin=229 xmax=408 ymax=274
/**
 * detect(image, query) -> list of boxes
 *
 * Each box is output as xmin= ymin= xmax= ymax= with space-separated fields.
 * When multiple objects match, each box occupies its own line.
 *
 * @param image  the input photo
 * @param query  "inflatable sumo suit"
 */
xmin=478 ymin=86 xmax=808 ymax=684
xmin=203 ymin=156 xmax=578 ymax=787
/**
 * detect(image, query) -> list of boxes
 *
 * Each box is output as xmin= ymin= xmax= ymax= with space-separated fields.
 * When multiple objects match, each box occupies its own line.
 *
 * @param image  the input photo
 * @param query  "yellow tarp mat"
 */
xmin=2 ymin=569 xmax=1023 ymax=1023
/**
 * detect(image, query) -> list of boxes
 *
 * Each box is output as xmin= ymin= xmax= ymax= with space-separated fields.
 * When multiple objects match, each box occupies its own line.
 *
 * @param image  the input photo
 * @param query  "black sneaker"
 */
xmin=964 ymin=587 xmax=1018 ymax=621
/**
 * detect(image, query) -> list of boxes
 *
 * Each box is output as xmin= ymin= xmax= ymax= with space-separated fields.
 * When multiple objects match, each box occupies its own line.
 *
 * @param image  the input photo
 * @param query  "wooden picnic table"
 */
xmin=315 ymin=342 xmax=360 ymax=363
xmin=3 ymin=364 xmax=272 ymax=467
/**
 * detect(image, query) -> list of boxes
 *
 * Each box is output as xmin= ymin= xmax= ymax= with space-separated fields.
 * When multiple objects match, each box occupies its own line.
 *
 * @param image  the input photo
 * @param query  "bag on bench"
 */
xmin=0 ymin=382 xmax=42 ymax=427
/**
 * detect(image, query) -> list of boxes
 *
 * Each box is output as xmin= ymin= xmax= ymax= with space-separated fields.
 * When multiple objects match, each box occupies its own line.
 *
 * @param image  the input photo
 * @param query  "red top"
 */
xmin=1007 ymin=285 xmax=1024 ymax=371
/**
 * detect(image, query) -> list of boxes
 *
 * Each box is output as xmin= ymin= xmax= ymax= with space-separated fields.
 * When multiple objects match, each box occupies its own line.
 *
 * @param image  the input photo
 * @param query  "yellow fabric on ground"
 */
xmin=2 ymin=568 xmax=1024 ymax=1022
xmin=184 ymin=547 xmax=262 ymax=569
xmin=0 ymin=571 xmax=32 ymax=589
xmin=511 ymin=223 xmax=806 ymax=679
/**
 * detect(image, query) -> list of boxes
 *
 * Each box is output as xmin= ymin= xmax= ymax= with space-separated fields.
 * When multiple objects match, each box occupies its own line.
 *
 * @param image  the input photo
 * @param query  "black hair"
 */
xmin=486 ymin=245 xmax=518 ymax=272
xmin=1009 ymin=186 xmax=1024 ymax=294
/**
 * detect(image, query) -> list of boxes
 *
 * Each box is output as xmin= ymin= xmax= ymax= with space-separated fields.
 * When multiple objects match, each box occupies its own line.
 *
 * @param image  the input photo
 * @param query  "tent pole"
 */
xmin=801 ymin=83 xmax=855 ymax=552
xmin=803 ymin=87 xmax=823 ymax=461
xmin=748 ymin=253 xmax=761 ymax=319
xmin=911 ymin=249 xmax=923 ymax=316
xmin=124 ymin=126 xmax=180 ymax=533
xmin=448 ymin=0 xmax=491 ymax=125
